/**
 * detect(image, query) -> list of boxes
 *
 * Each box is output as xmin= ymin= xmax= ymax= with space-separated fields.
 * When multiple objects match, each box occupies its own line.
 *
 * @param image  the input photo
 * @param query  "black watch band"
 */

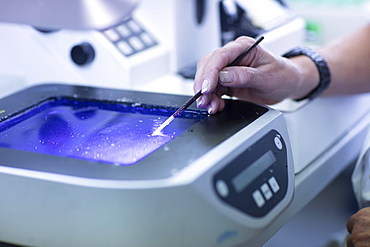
xmin=283 ymin=47 xmax=331 ymax=101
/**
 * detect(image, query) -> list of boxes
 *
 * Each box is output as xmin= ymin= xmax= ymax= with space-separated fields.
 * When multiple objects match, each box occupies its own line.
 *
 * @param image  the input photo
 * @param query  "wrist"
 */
xmin=283 ymin=47 xmax=331 ymax=101
xmin=288 ymin=55 xmax=320 ymax=100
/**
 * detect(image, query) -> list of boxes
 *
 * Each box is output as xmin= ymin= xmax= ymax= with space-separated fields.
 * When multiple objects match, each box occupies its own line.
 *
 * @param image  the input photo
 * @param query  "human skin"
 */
xmin=194 ymin=24 xmax=370 ymax=114
xmin=347 ymin=207 xmax=370 ymax=247
xmin=194 ymin=24 xmax=370 ymax=245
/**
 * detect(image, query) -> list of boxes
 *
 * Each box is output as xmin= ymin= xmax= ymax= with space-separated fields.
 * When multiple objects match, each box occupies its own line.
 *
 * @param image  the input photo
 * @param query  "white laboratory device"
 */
xmin=0 ymin=0 xmax=305 ymax=95
xmin=0 ymin=84 xmax=294 ymax=247
xmin=0 ymin=0 xmax=139 ymax=30
xmin=6 ymin=0 xmax=368 ymax=246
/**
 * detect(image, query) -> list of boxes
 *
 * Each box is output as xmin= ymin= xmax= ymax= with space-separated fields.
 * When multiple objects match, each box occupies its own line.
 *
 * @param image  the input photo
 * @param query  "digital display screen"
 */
xmin=0 ymin=97 xmax=205 ymax=166
xmin=232 ymin=150 xmax=276 ymax=193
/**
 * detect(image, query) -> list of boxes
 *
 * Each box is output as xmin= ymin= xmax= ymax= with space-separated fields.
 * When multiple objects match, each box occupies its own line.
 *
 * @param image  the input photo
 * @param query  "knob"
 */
xmin=71 ymin=42 xmax=95 ymax=66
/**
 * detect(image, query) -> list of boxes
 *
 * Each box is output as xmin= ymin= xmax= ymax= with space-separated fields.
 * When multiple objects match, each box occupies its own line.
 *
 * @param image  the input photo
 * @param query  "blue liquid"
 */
xmin=0 ymin=98 xmax=203 ymax=166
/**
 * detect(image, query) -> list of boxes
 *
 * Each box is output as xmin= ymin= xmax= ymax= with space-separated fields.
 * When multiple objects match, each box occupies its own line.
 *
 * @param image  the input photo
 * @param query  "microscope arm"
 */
xmin=0 ymin=0 xmax=139 ymax=30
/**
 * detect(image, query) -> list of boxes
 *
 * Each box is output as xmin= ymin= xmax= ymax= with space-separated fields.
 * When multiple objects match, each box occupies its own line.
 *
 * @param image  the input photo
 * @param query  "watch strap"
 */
xmin=283 ymin=46 xmax=331 ymax=101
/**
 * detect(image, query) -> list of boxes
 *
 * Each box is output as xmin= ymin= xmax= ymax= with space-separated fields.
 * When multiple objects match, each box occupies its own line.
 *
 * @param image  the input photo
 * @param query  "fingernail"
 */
xmin=219 ymin=70 xmax=234 ymax=83
xmin=201 ymin=79 xmax=211 ymax=93
xmin=196 ymin=98 xmax=202 ymax=107
xmin=207 ymin=106 xmax=213 ymax=115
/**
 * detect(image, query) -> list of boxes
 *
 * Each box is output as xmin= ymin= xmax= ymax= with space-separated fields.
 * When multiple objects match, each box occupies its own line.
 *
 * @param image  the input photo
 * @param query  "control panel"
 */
xmin=102 ymin=18 xmax=158 ymax=57
xmin=213 ymin=130 xmax=288 ymax=217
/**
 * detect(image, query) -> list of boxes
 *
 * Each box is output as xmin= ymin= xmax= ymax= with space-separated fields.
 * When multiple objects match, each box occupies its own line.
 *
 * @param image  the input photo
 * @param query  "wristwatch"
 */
xmin=283 ymin=46 xmax=331 ymax=101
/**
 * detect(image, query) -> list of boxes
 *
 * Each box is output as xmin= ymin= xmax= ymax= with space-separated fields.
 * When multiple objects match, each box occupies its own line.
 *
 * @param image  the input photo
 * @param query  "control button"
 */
xmin=103 ymin=29 xmax=120 ymax=42
xmin=117 ymin=41 xmax=133 ymax=55
xmin=268 ymin=177 xmax=280 ymax=193
xmin=216 ymin=180 xmax=229 ymax=198
xmin=261 ymin=183 xmax=273 ymax=200
xmin=127 ymin=20 xmax=142 ymax=33
xmin=116 ymin=25 xmax=132 ymax=37
xmin=71 ymin=43 xmax=95 ymax=66
xmin=140 ymin=33 xmax=155 ymax=46
xmin=274 ymin=136 xmax=283 ymax=150
xmin=129 ymin=36 xmax=145 ymax=51
xmin=252 ymin=190 xmax=265 ymax=208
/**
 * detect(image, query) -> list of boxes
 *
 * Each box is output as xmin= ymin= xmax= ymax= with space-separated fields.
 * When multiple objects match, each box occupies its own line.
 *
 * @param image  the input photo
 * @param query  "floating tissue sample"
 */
xmin=0 ymin=98 xmax=203 ymax=166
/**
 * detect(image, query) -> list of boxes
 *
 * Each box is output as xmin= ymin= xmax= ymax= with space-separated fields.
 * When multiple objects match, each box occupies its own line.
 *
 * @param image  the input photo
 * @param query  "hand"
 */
xmin=194 ymin=36 xmax=313 ymax=114
xmin=347 ymin=207 xmax=370 ymax=247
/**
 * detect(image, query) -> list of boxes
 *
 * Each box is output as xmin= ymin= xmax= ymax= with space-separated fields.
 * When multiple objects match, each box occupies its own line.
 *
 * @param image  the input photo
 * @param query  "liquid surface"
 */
xmin=0 ymin=98 xmax=203 ymax=166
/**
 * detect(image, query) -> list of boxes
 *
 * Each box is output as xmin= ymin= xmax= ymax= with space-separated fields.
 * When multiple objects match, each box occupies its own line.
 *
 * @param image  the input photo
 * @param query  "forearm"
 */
xmin=291 ymin=24 xmax=370 ymax=99
xmin=194 ymin=27 xmax=370 ymax=112
xmin=319 ymin=24 xmax=370 ymax=96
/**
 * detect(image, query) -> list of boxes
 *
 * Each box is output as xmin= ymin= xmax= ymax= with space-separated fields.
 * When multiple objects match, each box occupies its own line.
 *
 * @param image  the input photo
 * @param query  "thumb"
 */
xmin=218 ymin=67 xmax=256 ymax=88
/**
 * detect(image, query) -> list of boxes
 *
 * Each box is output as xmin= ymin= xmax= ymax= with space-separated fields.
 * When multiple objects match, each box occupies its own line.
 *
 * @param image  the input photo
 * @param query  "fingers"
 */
xmin=347 ymin=208 xmax=370 ymax=232
xmin=219 ymin=67 xmax=254 ymax=87
xmin=196 ymin=37 xmax=258 ymax=92
xmin=197 ymin=85 xmax=226 ymax=114
xmin=218 ymin=66 xmax=266 ymax=97
xmin=347 ymin=207 xmax=370 ymax=247
xmin=207 ymin=93 xmax=226 ymax=114
xmin=347 ymin=212 xmax=355 ymax=234
xmin=194 ymin=36 xmax=259 ymax=113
